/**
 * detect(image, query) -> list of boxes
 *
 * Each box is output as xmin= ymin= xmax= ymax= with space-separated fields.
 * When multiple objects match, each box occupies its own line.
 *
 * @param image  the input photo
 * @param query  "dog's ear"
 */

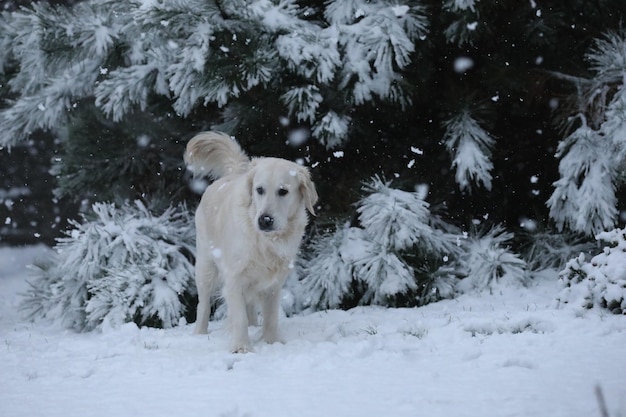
xmin=297 ymin=166 xmax=318 ymax=216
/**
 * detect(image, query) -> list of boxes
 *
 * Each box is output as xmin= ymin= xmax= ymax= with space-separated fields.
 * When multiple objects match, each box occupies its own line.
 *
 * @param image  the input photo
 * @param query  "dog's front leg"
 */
xmin=261 ymin=287 xmax=283 ymax=344
xmin=224 ymin=282 xmax=252 ymax=353
xmin=246 ymin=302 xmax=259 ymax=327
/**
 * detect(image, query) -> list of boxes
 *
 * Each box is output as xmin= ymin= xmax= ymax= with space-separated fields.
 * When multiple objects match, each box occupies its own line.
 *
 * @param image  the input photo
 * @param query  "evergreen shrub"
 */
xmin=22 ymin=201 xmax=196 ymax=331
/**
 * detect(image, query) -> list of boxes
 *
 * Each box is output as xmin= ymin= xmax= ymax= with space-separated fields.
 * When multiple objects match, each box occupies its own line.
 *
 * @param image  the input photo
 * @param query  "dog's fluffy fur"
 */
xmin=184 ymin=132 xmax=318 ymax=352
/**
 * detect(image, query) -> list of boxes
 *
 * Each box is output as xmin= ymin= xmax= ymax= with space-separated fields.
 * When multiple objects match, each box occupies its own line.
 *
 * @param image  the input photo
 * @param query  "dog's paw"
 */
xmin=231 ymin=345 xmax=254 ymax=354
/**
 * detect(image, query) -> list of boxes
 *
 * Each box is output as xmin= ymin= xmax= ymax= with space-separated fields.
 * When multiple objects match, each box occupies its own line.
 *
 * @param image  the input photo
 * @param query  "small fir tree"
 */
xmin=456 ymin=225 xmax=528 ymax=292
xmin=21 ymin=200 xmax=196 ymax=331
xmin=556 ymin=228 xmax=626 ymax=314
xmin=518 ymin=230 xmax=597 ymax=271
xmin=299 ymin=177 xmax=461 ymax=309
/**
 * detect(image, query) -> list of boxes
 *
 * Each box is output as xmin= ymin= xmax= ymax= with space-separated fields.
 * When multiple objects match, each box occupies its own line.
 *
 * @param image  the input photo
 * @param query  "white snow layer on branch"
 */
xmin=601 ymin=84 xmax=626 ymax=165
xmin=443 ymin=111 xmax=495 ymax=192
xmin=312 ymin=111 xmax=352 ymax=149
xmin=0 ymin=2 xmax=120 ymax=146
xmin=276 ymin=27 xmax=341 ymax=84
xmin=586 ymin=30 xmax=626 ymax=83
xmin=547 ymin=123 xmax=618 ymax=235
xmin=358 ymin=178 xmax=432 ymax=252
xmin=0 ymin=60 xmax=103 ymax=146
xmin=281 ymin=85 xmax=323 ymax=124
xmin=95 ymin=64 xmax=158 ymax=121
xmin=443 ymin=0 xmax=478 ymax=12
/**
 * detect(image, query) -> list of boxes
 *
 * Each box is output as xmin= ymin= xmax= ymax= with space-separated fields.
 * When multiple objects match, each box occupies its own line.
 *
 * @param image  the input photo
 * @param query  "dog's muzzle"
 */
xmin=258 ymin=214 xmax=275 ymax=231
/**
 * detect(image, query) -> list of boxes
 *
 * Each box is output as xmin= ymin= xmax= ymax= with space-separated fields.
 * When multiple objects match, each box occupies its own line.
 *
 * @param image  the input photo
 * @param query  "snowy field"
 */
xmin=1 ymin=245 xmax=625 ymax=417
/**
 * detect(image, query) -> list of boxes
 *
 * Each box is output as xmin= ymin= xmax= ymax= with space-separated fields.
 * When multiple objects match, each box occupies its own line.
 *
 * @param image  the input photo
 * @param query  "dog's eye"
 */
xmin=256 ymin=186 xmax=265 ymax=195
xmin=277 ymin=188 xmax=288 ymax=197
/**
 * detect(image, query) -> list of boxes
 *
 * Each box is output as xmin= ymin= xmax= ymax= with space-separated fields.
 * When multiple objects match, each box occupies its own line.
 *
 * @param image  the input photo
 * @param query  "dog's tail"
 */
xmin=184 ymin=131 xmax=250 ymax=179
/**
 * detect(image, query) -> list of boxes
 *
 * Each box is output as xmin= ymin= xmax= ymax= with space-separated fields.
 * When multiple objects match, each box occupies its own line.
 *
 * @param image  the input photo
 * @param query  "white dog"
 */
xmin=184 ymin=132 xmax=318 ymax=352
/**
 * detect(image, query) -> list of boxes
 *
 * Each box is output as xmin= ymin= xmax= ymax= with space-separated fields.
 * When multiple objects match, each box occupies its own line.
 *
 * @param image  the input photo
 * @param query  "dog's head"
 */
xmin=248 ymin=158 xmax=318 ymax=234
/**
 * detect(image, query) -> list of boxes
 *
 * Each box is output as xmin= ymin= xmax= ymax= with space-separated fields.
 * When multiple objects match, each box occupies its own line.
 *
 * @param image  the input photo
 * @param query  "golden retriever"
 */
xmin=184 ymin=132 xmax=318 ymax=352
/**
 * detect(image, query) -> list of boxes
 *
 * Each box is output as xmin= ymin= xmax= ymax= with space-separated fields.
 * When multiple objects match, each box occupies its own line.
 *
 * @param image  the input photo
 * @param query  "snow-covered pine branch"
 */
xmin=299 ymin=223 xmax=355 ymax=310
xmin=281 ymin=85 xmax=324 ymax=125
xmin=0 ymin=0 xmax=427 ymax=149
xmin=276 ymin=27 xmax=341 ymax=85
xmin=600 ymin=84 xmax=626 ymax=179
xmin=311 ymin=111 xmax=352 ymax=149
xmin=95 ymin=64 xmax=158 ymax=122
xmin=330 ymin=1 xmax=428 ymax=108
xmin=353 ymin=177 xmax=461 ymax=305
xmin=442 ymin=0 xmax=480 ymax=46
xmin=547 ymin=121 xmax=618 ymax=235
xmin=587 ymin=30 xmax=626 ymax=84
xmin=444 ymin=0 xmax=478 ymax=13
xmin=0 ymin=2 xmax=121 ymax=146
xmin=583 ymin=31 xmax=626 ymax=155
xmin=21 ymin=201 xmax=196 ymax=331
xmin=519 ymin=230 xmax=597 ymax=271
xmin=443 ymin=110 xmax=496 ymax=192
xmin=357 ymin=176 xmax=458 ymax=255
xmin=351 ymin=239 xmax=417 ymax=306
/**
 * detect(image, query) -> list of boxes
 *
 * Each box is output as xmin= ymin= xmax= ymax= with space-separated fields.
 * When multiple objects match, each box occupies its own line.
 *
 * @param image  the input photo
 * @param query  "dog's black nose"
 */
xmin=258 ymin=214 xmax=274 ymax=231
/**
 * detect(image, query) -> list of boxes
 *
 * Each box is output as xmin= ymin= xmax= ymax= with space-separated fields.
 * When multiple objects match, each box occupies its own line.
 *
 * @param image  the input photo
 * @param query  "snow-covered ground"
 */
xmin=1 ymin=245 xmax=625 ymax=417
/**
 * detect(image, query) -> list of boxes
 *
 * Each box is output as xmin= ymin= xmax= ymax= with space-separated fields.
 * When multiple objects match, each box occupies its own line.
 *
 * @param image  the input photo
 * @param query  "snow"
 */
xmin=2 ymin=246 xmax=626 ymax=417
xmin=445 ymin=0 xmax=477 ymax=12
xmin=391 ymin=5 xmax=410 ymax=18
xmin=211 ymin=247 xmax=223 ymax=259
xmin=454 ymin=56 xmax=474 ymax=73
xmin=286 ymin=128 xmax=310 ymax=147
